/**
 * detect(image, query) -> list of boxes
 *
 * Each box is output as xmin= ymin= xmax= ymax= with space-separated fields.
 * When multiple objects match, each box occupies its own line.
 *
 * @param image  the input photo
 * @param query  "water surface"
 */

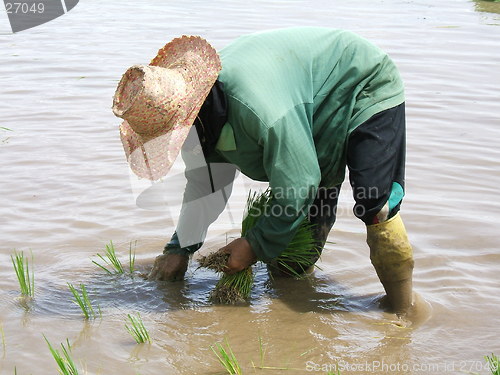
xmin=1 ymin=0 xmax=499 ymax=374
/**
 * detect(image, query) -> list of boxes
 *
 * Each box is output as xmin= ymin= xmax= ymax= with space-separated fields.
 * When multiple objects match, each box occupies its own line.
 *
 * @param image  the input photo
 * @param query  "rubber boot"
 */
xmin=367 ymin=212 xmax=414 ymax=315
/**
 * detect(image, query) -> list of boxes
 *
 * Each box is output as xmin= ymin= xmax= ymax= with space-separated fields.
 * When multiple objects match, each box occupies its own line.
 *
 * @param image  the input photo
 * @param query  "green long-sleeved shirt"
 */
xmin=207 ymin=27 xmax=404 ymax=262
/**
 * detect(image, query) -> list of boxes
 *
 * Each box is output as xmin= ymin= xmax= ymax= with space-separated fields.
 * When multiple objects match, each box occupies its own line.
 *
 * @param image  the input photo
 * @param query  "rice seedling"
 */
xmin=486 ymin=353 xmax=500 ymax=375
xmin=250 ymin=335 xmax=305 ymax=372
xmin=11 ymin=251 xmax=35 ymax=297
xmin=199 ymin=188 xmax=319 ymax=303
xmin=0 ymin=322 xmax=5 ymax=358
xmin=92 ymin=240 xmax=136 ymax=275
xmin=272 ymin=220 xmax=320 ymax=277
xmin=125 ymin=313 xmax=151 ymax=344
xmin=44 ymin=336 xmax=79 ymax=375
xmin=128 ymin=240 xmax=136 ymax=274
xmin=68 ymin=283 xmax=101 ymax=320
xmin=211 ymin=338 xmax=242 ymax=375
xmin=257 ymin=335 xmax=265 ymax=368
xmin=243 ymin=189 xmax=320 ymax=278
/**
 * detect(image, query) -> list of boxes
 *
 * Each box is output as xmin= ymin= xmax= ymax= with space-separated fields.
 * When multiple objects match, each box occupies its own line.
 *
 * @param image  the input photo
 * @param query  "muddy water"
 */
xmin=1 ymin=0 xmax=499 ymax=374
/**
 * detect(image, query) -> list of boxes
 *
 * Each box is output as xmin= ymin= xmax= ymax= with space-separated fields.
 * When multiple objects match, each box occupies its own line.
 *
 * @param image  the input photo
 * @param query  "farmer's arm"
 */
xmin=247 ymin=113 xmax=321 ymax=262
xmin=149 ymin=130 xmax=237 ymax=281
xmin=168 ymin=161 xmax=237 ymax=255
xmin=225 ymin=109 xmax=321 ymax=272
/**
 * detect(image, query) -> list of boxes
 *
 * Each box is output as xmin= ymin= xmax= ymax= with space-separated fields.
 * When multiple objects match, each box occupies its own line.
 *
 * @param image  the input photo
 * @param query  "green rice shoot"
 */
xmin=259 ymin=336 xmax=266 ymax=368
xmin=0 ymin=322 xmax=5 ymax=358
xmin=92 ymin=240 xmax=135 ymax=275
xmin=243 ymin=188 xmax=320 ymax=278
xmin=250 ymin=335 xmax=292 ymax=371
xmin=486 ymin=353 xmax=500 ymax=375
xmin=125 ymin=313 xmax=151 ymax=344
xmin=11 ymin=251 xmax=35 ymax=297
xmin=211 ymin=338 xmax=242 ymax=375
xmin=68 ymin=283 xmax=101 ymax=320
xmin=128 ymin=241 xmax=136 ymax=274
xmin=44 ymin=336 xmax=79 ymax=375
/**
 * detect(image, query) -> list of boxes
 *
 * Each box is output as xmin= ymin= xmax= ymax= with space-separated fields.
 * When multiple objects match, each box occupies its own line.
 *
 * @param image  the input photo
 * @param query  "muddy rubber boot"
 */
xmin=367 ymin=212 xmax=414 ymax=315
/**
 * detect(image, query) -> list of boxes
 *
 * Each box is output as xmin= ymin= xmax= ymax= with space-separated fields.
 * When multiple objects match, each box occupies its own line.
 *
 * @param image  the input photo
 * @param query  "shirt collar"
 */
xmin=194 ymin=80 xmax=228 ymax=158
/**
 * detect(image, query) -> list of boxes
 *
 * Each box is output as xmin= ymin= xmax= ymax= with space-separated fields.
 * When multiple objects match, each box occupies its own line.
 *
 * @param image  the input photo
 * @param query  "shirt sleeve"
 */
xmin=168 ymin=127 xmax=237 ymax=254
xmin=244 ymin=107 xmax=321 ymax=262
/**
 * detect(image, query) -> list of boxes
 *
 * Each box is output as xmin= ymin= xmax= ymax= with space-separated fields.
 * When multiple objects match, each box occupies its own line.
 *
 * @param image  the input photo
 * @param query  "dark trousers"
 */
xmin=270 ymin=103 xmax=407 ymax=276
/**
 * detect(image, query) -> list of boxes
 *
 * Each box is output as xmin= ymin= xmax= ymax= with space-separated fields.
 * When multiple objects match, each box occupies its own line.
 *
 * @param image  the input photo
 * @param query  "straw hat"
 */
xmin=112 ymin=36 xmax=221 ymax=180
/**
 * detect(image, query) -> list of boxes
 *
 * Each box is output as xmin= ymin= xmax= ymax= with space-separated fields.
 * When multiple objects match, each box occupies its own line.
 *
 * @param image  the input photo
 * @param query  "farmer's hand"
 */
xmin=148 ymin=253 xmax=188 ymax=281
xmin=221 ymin=238 xmax=257 ymax=274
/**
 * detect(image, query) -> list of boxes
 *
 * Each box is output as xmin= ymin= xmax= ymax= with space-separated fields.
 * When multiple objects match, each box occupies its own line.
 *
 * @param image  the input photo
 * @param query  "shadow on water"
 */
xmin=262 ymin=267 xmax=433 ymax=328
xmin=27 ymin=256 xmax=431 ymax=329
xmin=30 ymin=266 xmax=218 ymax=317
xmin=263 ymin=271 xmax=379 ymax=314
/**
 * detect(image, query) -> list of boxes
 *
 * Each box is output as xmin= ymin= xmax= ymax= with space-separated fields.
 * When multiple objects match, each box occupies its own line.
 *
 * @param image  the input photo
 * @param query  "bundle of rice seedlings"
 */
xmin=211 ymin=268 xmax=254 ymax=305
xmin=198 ymin=251 xmax=254 ymax=304
xmin=199 ymin=188 xmax=319 ymax=304
xmin=243 ymin=189 xmax=320 ymax=277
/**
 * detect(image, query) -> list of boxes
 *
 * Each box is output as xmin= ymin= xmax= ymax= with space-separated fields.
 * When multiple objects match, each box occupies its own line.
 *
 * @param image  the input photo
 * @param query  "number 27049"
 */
xmin=5 ymin=2 xmax=45 ymax=14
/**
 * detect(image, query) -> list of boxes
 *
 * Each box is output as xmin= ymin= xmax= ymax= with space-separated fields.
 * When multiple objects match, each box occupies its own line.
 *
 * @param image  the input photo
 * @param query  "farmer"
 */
xmin=112 ymin=27 xmax=414 ymax=315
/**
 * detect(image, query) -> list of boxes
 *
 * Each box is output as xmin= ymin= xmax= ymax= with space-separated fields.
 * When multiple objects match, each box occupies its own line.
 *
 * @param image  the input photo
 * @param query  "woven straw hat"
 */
xmin=112 ymin=36 xmax=221 ymax=180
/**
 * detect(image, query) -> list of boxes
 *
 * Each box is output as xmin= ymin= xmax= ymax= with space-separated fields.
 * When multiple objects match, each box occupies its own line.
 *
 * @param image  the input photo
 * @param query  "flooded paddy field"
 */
xmin=1 ymin=0 xmax=499 ymax=374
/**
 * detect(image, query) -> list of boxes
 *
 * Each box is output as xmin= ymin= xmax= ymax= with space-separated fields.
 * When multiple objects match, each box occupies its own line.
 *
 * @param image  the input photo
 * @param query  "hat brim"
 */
xmin=116 ymin=35 xmax=221 ymax=181
xmin=120 ymin=120 xmax=192 ymax=180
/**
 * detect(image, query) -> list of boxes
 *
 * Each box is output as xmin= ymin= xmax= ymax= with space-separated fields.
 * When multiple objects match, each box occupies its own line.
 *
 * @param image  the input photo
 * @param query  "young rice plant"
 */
xmin=211 ymin=339 xmax=242 ymax=375
xmin=11 ymin=251 xmax=35 ymax=297
xmin=125 ymin=313 xmax=151 ymax=344
xmin=92 ymin=240 xmax=135 ymax=275
xmin=68 ymin=283 xmax=100 ymax=319
xmin=486 ymin=353 xmax=500 ymax=375
xmin=0 ymin=322 xmax=5 ymax=358
xmin=44 ymin=336 xmax=79 ymax=375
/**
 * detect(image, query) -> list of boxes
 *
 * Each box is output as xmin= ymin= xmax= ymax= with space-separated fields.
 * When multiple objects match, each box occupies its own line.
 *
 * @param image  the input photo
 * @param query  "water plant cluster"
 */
xmin=8 ymin=241 xmax=149 ymax=374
